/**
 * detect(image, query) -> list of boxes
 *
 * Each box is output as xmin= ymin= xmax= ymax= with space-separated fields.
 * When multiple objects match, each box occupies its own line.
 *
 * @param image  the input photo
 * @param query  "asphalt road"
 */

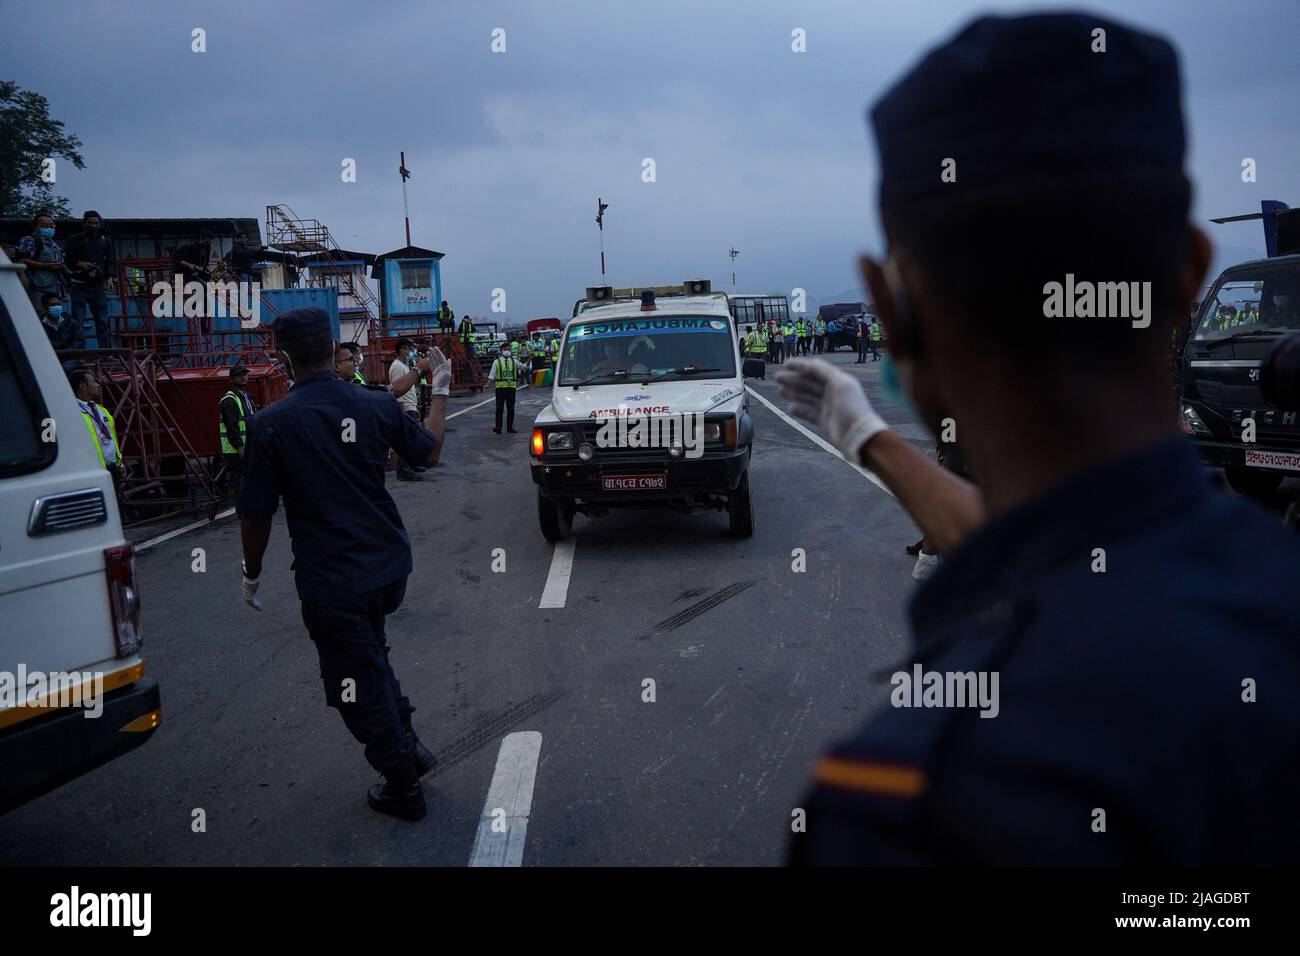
xmin=0 ymin=350 xmax=948 ymax=866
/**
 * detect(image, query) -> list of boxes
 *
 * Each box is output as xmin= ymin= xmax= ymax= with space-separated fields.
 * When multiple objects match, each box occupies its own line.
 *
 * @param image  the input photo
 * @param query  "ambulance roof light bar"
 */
xmin=573 ymin=279 xmax=721 ymax=316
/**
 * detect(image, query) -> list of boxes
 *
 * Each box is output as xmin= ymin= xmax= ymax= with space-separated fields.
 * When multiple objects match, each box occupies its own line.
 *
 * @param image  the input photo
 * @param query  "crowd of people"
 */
xmin=741 ymin=314 xmax=883 ymax=366
xmin=18 ymin=210 xmax=117 ymax=350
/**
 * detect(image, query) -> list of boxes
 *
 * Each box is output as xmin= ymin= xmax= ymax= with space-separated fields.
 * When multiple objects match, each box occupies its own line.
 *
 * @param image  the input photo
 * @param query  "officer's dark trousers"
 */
xmin=223 ymin=452 xmax=243 ymax=497
xmin=302 ymin=577 xmax=418 ymax=783
xmin=857 ymin=340 xmax=867 ymax=362
xmin=495 ymin=386 xmax=516 ymax=429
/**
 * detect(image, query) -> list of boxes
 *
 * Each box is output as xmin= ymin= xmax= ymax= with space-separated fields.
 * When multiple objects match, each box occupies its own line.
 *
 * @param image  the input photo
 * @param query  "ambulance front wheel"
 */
xmin=727 ymin=471 xmax=754 ymax=538
xmin=539 ymin=492 xmax=573 ymax=542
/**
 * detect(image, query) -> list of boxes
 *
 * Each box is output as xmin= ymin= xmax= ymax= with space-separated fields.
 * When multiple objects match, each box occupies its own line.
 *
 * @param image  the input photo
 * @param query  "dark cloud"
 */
xmin=4 ymin=0 xmax=1297 ymax=318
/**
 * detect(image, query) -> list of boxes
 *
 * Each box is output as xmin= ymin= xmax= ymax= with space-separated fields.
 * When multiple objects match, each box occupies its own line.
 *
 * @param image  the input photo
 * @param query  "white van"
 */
xmin=529 ymin=281 xmax=756 ymax=539
xmin=0 ymin=249 xmax=159 ymax=813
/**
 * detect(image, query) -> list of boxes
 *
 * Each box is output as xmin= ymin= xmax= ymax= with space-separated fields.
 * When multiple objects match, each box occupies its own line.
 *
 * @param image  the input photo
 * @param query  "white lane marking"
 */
xmin=538 ymin=538 xmax=576 ymax=608
xmin=745 ymin=385 xmax=894 ymax=497
xmin=447 ymin=382 xmax=529 ymax=421
xmin=136 ymin=508 xmax=236 ymax=552
xmin=133 ymin=389 xmax=527 ymax=551
xmin=468 ymin=731 xmax=543 ymax=867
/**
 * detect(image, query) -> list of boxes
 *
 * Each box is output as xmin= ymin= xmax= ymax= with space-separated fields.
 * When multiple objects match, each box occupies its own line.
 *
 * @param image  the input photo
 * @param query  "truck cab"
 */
xmin=530 ymin=281 xmax=755 ymax=540
xmin=0 ymin=249 xmax=161 ymax=813
xmin=1180 ymin=253 xmax=1300 ymax=496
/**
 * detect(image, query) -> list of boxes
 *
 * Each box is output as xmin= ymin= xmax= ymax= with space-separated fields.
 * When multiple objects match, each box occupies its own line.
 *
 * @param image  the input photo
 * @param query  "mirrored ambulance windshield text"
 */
xmin=559 ymin=316 xmax=737 ymax=384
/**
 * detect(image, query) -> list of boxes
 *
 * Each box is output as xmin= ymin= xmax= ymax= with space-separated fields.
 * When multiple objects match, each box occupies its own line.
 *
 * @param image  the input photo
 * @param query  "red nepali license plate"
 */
xmin=602 ymin=474 xmax=667 ymax=491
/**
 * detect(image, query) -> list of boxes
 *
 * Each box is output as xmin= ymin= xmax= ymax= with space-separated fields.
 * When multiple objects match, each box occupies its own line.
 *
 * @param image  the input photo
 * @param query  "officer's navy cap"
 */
xmin=271 ymin=307 xmax=331 ymax=342
xmin=870 ymin=12 xmax=1186 ymax=206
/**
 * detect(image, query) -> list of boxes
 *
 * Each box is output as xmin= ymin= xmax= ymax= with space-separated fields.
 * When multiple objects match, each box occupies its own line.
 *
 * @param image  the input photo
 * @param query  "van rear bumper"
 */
xmin=0 ymin=678 xmax=160 ymax=814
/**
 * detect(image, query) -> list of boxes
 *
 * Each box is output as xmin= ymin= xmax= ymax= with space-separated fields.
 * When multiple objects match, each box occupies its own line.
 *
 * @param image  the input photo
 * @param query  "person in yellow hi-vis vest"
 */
xmin=69 ymin=367 xmax=124 ymax=501
xmin=457 ymin=315 xmax=476 ymax=356
xmin=219 ymin=365 xmax=257 ymax=495
xmin=488 ymin=342 xmax=520 ymax=433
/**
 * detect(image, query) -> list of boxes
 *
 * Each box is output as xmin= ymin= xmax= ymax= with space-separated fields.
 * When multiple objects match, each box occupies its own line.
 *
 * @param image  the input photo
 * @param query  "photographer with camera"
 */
xmin=64 ymin=210 xmax=117 ymax=349
xmin=389 ymin=336 xmax=433 ymax=481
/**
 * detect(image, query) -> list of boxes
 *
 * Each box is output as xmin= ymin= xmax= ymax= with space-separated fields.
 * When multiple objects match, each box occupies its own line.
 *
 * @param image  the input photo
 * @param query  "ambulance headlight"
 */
xmin=577 ymin=443 xmax=594 ymax=461
xmin=547 ymin=431 xmax=575 ymax=451
xmin=703 ymin=422 xmax=723 ymax=442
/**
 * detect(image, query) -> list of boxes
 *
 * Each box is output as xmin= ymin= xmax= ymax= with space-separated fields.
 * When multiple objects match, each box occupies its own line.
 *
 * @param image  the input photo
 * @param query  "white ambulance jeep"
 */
xmin=530 ymin=281 xmax=755 ymax=540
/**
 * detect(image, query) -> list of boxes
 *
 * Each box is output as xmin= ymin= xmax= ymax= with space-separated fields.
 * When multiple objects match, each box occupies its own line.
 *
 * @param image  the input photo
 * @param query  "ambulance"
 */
xmin=0 ymin=249 xmax=160 ymax=813
xmin=529 ymin=280 xmax=755 ymax=540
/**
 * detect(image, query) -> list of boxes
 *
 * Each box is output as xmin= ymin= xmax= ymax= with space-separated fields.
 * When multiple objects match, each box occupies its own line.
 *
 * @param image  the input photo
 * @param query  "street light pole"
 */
xmin=728 ymin=247 xmax=739 ymax=289
xmin=596 ymin=198 xmax=610 ymax=277
xmin=399 ymin=152 xmax=412 ymax=247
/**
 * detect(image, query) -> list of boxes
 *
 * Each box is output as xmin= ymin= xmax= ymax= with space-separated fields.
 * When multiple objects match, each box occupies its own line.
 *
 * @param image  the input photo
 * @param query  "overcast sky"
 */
xmin=5 ymin=0 xmax=1298 ymax=319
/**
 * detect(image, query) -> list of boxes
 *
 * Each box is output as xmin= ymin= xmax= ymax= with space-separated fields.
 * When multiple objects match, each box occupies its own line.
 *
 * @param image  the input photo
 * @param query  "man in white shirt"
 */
xmin=388 ymin=337 xmax=432 ymax=481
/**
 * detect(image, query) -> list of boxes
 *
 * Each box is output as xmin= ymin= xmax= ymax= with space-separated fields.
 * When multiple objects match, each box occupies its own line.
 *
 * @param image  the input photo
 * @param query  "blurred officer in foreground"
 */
xmin=779 ymin=12 xmax=1300 ymax=864
xmin=237 ymin=307 xmax=452 ymax=821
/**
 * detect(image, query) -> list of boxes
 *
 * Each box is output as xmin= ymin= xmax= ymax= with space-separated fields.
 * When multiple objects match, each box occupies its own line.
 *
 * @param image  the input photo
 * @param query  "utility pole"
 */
xmin=596 ymin=198 xmax=610 ymax=276
xmin=729 ymin=247 xmax=739 ymax=289
xmin=399 ymin=152 xmax=412 ymax=247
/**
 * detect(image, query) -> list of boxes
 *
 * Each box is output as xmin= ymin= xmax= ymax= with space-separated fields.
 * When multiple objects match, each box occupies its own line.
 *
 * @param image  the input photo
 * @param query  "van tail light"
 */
xmin=105 ymin=544 xmax=143 ymax=658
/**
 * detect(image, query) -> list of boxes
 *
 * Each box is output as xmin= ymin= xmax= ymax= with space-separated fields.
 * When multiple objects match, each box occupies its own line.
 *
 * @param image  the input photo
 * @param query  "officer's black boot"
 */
xmin=414 ymin=742 xmax=439 ymax=777
xmin=367 ymin=774 xmax=426 ymax=821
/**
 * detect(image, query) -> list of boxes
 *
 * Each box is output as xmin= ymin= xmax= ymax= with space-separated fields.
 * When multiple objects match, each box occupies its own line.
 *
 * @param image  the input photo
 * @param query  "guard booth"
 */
xmin=373 ymin=245 xmax=444 ymax=327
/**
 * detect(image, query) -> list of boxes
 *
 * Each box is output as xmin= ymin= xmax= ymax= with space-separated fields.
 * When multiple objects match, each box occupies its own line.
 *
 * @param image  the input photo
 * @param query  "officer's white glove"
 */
xmin=241 ymin=563 xmax=263 ymax=611
xmin=427 ymin=346 xmax=452 ymax=396
xmin=775 ymin=358 xmax=889 ymax=462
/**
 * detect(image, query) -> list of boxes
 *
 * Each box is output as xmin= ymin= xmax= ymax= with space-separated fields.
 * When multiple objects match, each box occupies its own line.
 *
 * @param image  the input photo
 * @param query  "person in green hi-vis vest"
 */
xmin=218 ymin=365 xmax=256 ymax=496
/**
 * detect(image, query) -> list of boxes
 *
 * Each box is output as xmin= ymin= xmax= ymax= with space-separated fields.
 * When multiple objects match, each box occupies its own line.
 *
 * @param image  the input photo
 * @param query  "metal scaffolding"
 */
xmin=265 ymin=204 xmax=383 ymax=327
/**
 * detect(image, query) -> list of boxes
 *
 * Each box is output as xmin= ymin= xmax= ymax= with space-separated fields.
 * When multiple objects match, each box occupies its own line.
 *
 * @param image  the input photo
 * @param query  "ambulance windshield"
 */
xmin=559 ymin=316 xmax=737 ymax=385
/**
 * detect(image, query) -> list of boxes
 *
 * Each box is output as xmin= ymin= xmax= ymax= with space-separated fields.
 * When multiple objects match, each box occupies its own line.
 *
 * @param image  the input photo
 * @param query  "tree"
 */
xmin=0 ymin=81 xmax=85 ymax=219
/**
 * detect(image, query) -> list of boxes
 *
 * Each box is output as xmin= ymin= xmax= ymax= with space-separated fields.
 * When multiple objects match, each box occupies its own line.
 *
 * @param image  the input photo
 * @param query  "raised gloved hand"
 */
xmin=427 ymin=346 xmax=452 ymax=396
xmin=241 ymin=562 xmax=263 ymax=611
xmin=775 ymin=358 xmax=889 ymax=461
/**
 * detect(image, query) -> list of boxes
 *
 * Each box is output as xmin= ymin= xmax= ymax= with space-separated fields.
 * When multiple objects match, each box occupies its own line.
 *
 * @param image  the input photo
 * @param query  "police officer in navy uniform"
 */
xmin=778 ymin=13 xmax=1300 ymax=864
xmin=237 ymin=307 xmax=452 ymax=821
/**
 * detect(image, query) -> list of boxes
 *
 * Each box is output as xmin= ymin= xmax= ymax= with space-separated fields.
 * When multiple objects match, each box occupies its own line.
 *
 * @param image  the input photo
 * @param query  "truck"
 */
xmin=1180 ymin=201 xmax=1300 ymax=497
xmin=817 ymin=301 xmax=871 ymax=351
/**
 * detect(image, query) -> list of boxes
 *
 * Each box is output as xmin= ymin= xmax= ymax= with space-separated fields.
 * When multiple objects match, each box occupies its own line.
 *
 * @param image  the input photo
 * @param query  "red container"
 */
xmin=106 ymin=364 xmax=289 ymax=458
